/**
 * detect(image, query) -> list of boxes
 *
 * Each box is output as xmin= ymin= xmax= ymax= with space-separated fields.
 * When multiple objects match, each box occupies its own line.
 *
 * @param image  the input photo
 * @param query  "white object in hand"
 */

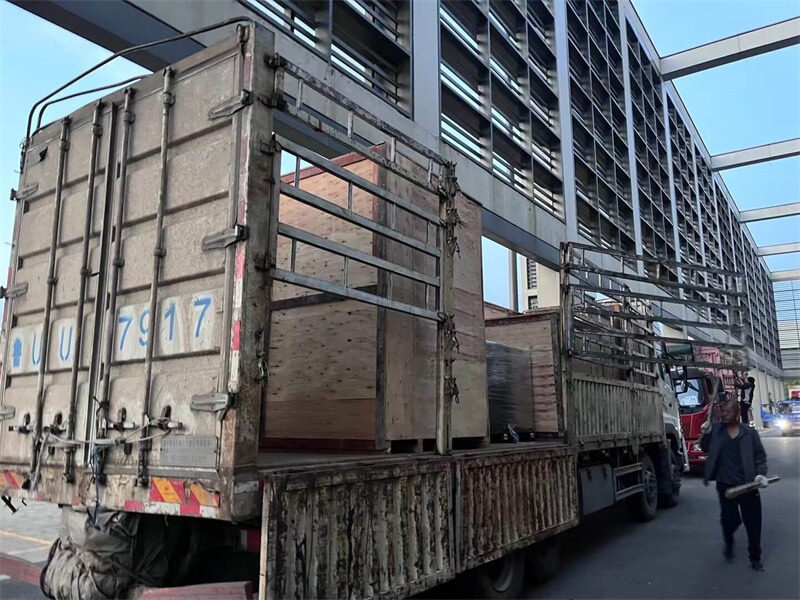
xmin=755 ymin=475 xmax=770 ymax=489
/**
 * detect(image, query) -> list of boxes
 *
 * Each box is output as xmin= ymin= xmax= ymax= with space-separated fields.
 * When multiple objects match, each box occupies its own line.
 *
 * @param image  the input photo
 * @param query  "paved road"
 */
xmin=524 ymin=430 xmax=799 ymax=600
xmin=0 ymin=500 xmax=58 ymax=599
xmin=1 ymin=431 xmax=798 ymax=599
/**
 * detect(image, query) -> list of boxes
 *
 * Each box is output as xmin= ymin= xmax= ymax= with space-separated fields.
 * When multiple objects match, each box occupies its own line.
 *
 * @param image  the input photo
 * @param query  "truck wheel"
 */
xmin=469 ymin=550 xmax=526 ymax=599
xmin=526 ymin=536 xmax=560 ymax=583
xmin=628 ymin=453 xmax=658 ymax=522
xmin=658 ymin=448 xmax=682 ymax=508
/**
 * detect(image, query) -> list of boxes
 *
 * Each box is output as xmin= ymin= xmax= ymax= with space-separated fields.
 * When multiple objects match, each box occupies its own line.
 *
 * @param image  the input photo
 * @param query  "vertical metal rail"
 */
xmin=137 ymin=69 xmax=174 ymax=485
xmin=63 ymin=102 xmax=103 ymax=482
xmin=559 ymin=242 xmax=575 ymax=445
xmin=435 ymin=161 xmax=459 ymax=455
xmin=30 ymin=117 xmax=71 ymax=476
xmin=95 ymin=88 xmax=136 ymax=477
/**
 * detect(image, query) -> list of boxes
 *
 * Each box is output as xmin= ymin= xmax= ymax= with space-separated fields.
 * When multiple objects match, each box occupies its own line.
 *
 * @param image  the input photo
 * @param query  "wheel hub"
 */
xmin=643 ymin=467 xmax=658 ymax=505
xmin=487 ymin=557 xmax=515 ymax=592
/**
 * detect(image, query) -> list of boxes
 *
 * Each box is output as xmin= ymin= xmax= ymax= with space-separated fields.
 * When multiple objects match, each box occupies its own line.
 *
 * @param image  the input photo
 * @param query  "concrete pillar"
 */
xmin=537 ymin=264 xmax=561 ymax=308
xmin=553 ymin=0 xmax=578 ymax=241
xmin=411 ymin=0 xmax=441 ymax=137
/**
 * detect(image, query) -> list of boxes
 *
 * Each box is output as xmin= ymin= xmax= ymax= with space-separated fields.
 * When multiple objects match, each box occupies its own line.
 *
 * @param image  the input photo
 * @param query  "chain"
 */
xmin=438 ymin=160 xmax=462 ymax=257
xmin=440 ymin=312 xmax=461 ymax=354
xmin=445 ymin=375 xmax=460 ymax=405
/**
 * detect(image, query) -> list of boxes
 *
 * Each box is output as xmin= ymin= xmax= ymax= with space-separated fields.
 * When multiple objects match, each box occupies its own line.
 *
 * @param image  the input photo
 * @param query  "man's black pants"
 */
xmin=740 ymin=402 xmax=752 ymax=425
xmin=717 ymin=485 xmax=762 ymax=561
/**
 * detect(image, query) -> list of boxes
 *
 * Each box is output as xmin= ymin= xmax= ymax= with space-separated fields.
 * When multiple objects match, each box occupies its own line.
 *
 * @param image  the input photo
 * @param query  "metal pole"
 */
xmin=560 ymin=242 xmax=575 ymax=443
xmin=30 ymin=117 xmax=71 ymax=476
xmin=435 ymin=161 xmax=459 ymax=455
xmin=64 ymin=102 xmax=103 ymax=482
xmin=138 ymin=68 xmax=175 ymax=485
xmin=95 ymin=88 xmax=136 ymax=480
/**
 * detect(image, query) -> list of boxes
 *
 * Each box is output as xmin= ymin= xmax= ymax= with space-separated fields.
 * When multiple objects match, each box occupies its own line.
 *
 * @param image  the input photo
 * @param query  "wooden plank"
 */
xmin=265 ymin=152 xmax=488 ymax=446
xmin=379 ymin=152 xmax=438 ymax=442
xmin=264 ymin=300 xmax=377 ymax=441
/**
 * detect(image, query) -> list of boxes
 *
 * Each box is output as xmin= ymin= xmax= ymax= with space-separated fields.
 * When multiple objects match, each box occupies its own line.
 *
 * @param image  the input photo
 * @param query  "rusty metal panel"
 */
xmin=262 ymin=459 xmax=455 ymax=600
xmin=0 ymin=26 xmax=273 ymax=522
xmin=572 ymin=376 xmax=663 ymax=447
xmin=457 ymin=446 xmax=578 ymax=572
xmin=632 ymin=384 xmax=664 ymax=439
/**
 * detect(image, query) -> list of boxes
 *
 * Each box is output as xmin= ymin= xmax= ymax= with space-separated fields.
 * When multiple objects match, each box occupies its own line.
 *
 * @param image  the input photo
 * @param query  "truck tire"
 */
xmin=658 ymin=447 xmax=682 ymax=508
xmin=627 ymin=453 xmax=658 ymax=522
xmin=468 ymin=550 xmax=526 ymax=599
xmin=526 ymin=536 xmax=560 ymax=583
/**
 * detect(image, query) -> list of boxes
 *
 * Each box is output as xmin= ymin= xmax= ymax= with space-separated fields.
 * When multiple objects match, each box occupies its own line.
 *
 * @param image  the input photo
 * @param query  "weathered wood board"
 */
xmin=263 ymin=152 xmax=488 ymax=449
xmin=484 ymin=309 xmax=563 ymax=435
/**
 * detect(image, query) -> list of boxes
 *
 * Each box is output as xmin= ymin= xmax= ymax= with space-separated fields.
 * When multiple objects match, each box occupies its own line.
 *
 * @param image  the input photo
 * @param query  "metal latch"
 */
xmin=0 ymin=405 xmax=16 ymax=422
xmin=208 ymin=90 xmax=252 ymax=120
xmin=9 ymin=184 xmax=38 ymax=202
xmin=0 ymin=282 xmax=28 ymax=300
xmin=191 ymin=392 xmax=234 ymax=418
xmin=202 ymin=224 xmax=248 ymax=251
xmin=104 ymin=408 xmax=137 ymax=433
xmin=8 ymin=413 xmax=31 ymax=434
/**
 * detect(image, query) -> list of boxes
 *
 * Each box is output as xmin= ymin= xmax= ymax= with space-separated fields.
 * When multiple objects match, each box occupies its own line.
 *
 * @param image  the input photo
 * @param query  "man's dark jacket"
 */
xmin=699 ymin=423 xmax=767 ymax=485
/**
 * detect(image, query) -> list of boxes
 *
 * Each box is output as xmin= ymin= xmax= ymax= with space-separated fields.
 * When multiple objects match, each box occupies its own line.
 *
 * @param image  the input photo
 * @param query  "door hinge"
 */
xmin=10 ymin=184 xmax=38 ymax=202
xmin=208 ymin=90 xmax=253 ymax=120
xmin=0 ymin=282 xmax=28 ymax=300
xmin=202 ymin=224 xmax=248 ymax=251
xmin=191 ymin=392 xmax=235 ymax=420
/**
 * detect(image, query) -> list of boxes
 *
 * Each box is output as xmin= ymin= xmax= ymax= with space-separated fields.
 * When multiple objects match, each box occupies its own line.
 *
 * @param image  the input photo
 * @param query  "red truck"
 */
xmin=669 ymin=346 xmax=737 ymax=470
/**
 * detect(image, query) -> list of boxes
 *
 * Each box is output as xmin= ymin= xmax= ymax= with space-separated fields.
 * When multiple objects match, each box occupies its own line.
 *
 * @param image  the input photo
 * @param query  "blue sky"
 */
xmin=1 ymin=1 xmax=798 ymax=313
xmin=0 ymin=2 xmax=148 ymax=307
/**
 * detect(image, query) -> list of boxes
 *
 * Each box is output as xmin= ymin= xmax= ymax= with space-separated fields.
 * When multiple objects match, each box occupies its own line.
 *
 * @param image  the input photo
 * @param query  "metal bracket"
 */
xmin=10 ymin=184 xmax=38 ymax=202
xmin=202 ymin=224 xmax=248 ymax=251
xmin=191 ymin=392 xmax=235 ymax=419
xmin=0 ymin=405 xmax=16 ymax=422
xmin=0 ymin=282 xmax=28 ymax=300
xmin=208 ymin=89 xmax=252 ymax=120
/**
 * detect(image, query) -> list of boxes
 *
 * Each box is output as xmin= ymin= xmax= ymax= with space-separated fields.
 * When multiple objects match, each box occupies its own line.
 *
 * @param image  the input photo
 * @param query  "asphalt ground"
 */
xmin=521 ymin=429 xmax=800 ymax=600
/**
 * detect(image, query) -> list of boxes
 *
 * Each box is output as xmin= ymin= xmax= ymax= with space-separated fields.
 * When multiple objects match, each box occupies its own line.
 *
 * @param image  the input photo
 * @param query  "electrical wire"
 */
xmin=46 ymin=418 xmax=173 ymax=448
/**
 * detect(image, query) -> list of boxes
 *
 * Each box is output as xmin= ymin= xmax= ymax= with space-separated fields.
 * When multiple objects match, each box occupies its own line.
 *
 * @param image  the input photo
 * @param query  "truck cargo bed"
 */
xmin=259 ymin=441 xmax=576 ymax=600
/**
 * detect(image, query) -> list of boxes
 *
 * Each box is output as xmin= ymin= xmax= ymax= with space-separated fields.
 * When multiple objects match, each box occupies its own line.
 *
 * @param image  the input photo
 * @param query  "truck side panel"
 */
xmin=456 ymin=446 xmax=577 ymax=572
xmin=262 ymin=459 xmax=455 ymax=600
xmin=571 ymin=376 xmax=663 ymax=447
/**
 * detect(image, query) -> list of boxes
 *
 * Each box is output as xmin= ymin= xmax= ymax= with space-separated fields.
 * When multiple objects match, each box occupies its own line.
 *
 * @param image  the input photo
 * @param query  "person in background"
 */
xmin=734 ymin=376 xmax=756 ymax=425
xmin=700 ymin=398 xmax=769 ymax=571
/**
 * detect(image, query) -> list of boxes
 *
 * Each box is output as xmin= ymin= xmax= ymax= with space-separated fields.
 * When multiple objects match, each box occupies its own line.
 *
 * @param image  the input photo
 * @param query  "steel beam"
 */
xmin=660 ymin=17 xmax=800 ymax=80
xmin=711 ymin=138 xmax=800 ymax=171
xmin=739 ymin=202 xmax=800 ymax=223
xmin=757 ymin=242 xmax=800 ymax=256
xmin=771 ymin=269 xmax=800 ymax=282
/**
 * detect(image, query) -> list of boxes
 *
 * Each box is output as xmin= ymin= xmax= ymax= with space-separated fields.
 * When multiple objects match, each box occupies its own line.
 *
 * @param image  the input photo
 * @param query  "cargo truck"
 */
xmin=666 ymin=345 xmax=742 ymax=469
xmin=0 ymin=23 xmax=747 ymax=599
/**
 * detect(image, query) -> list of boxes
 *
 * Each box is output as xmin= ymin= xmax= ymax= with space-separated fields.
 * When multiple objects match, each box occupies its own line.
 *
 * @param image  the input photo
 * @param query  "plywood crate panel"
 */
xmin=263 ymin=153 xmax=488 ymax=449
xmin=484 ymin=309 xmax=564 ymax=435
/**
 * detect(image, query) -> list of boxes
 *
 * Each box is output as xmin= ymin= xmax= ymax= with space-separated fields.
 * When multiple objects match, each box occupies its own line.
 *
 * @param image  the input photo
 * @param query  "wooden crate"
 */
xmin=262 ymin=153 xmax=488 ymax=450
xmin=484 ymin=309 xmax=564 ymax=436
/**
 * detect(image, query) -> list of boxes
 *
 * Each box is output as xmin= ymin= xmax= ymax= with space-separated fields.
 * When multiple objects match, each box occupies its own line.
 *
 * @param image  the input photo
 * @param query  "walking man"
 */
xmin=734 ymin=376 xmax=756 ymax=425
xmin=700 ymin=399 xmax=769 ymax=571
